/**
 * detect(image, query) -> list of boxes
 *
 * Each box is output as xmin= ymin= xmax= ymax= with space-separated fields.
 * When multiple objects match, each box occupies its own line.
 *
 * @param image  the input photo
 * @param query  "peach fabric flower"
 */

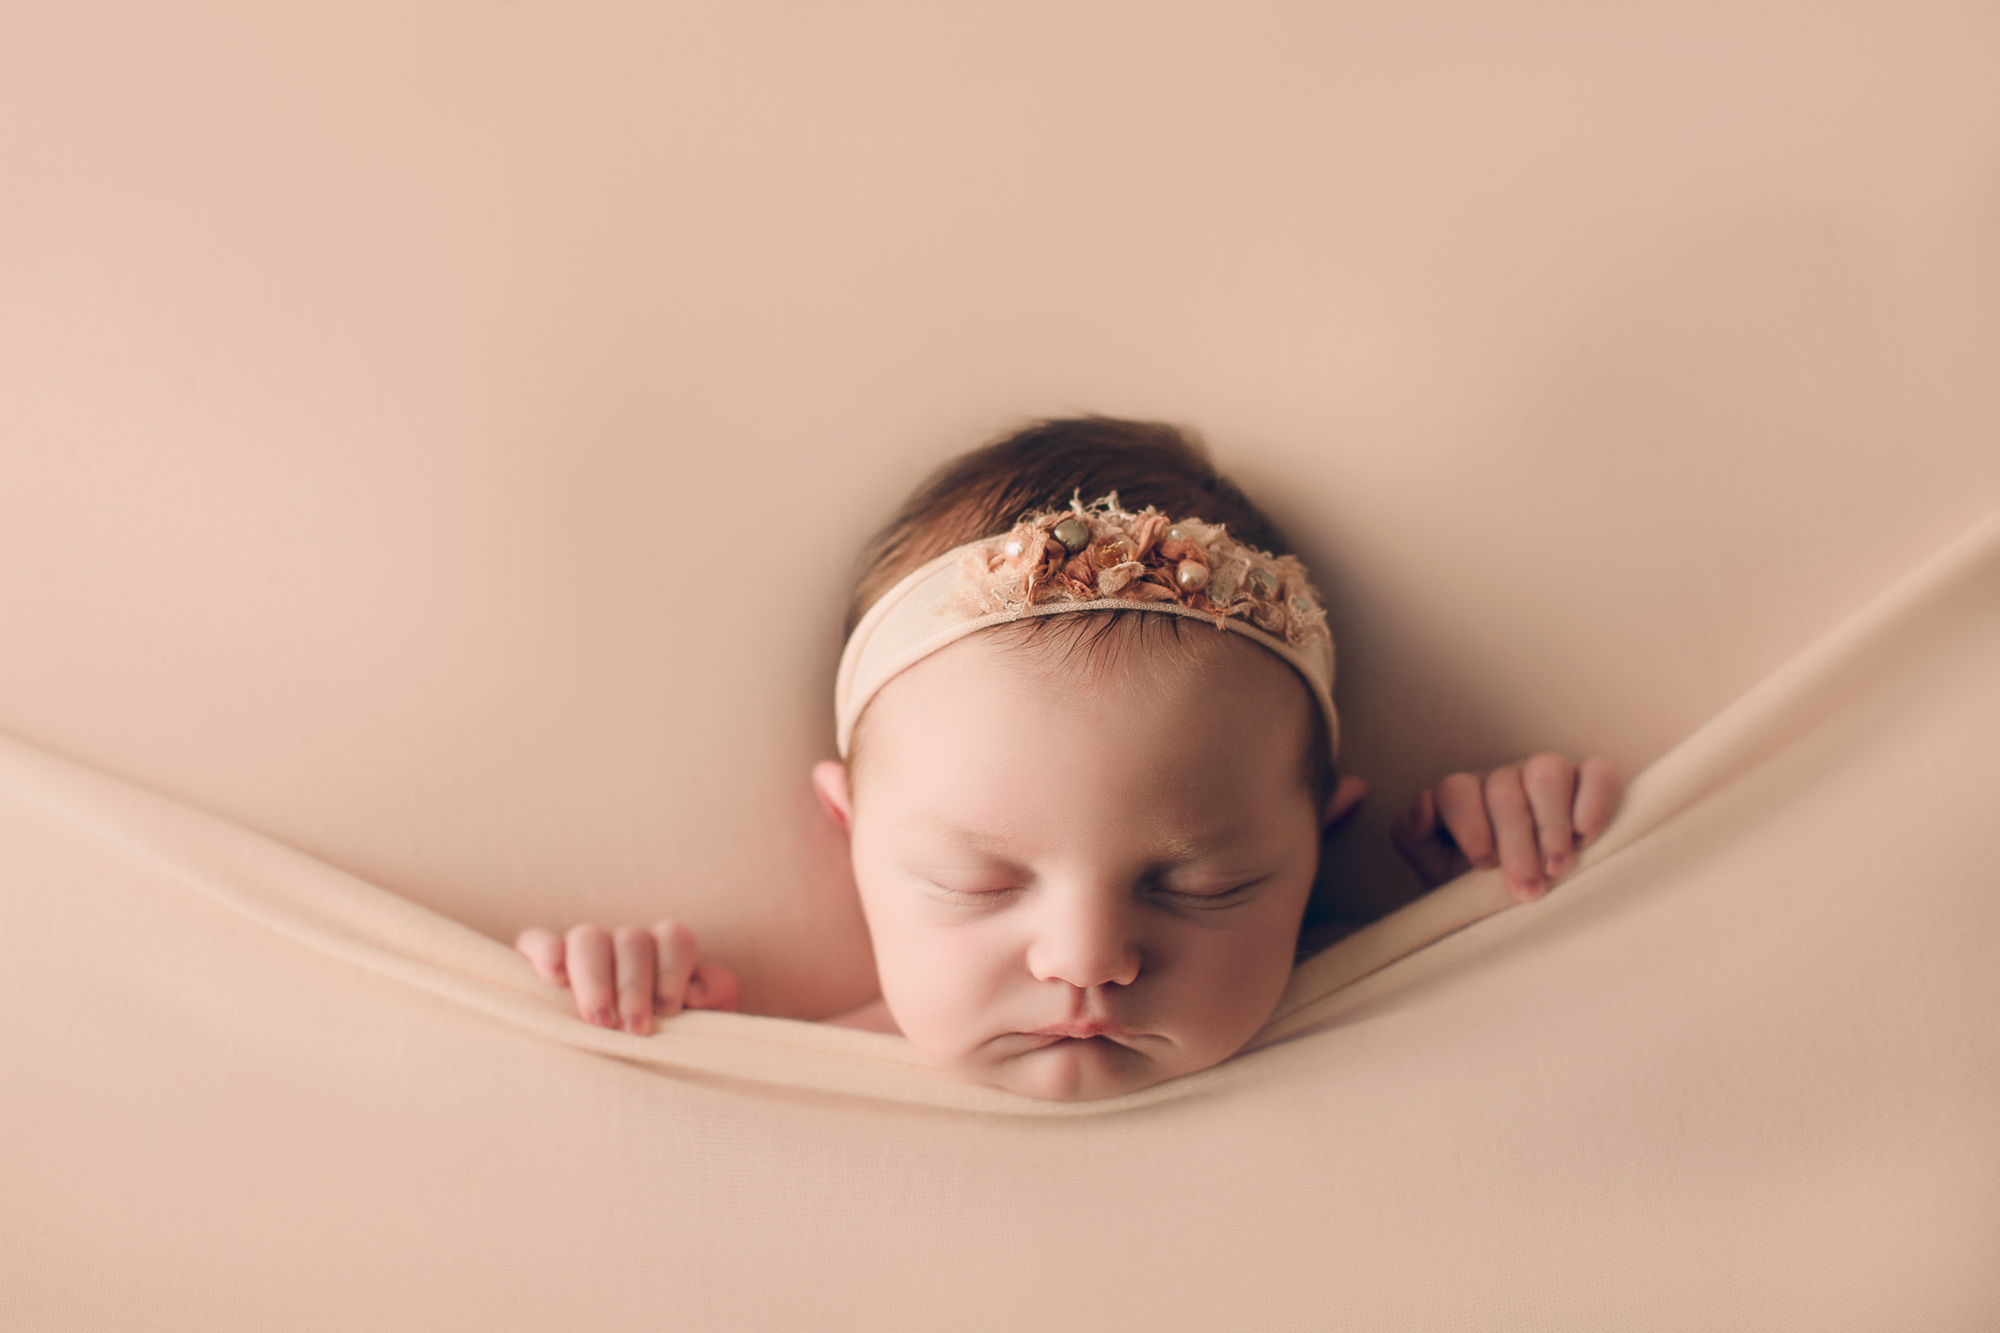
xmin=962 ymin=493 xmax=1330 ymax=650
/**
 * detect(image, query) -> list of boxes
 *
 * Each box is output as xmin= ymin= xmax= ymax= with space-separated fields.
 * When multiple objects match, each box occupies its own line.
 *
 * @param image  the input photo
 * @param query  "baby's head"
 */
xmin=813 ymin=417 xmax=1345 ymax=1101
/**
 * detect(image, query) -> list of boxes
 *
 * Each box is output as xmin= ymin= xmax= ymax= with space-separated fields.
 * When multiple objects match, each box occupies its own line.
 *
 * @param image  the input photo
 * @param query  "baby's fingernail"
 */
xmin=1545 ymin=853 xmax=1568 ymax=877
xmin=621 ymin=1013 xmax=648 ymax=1035
xmin=592 ymin=1008 xmax=616 ymax=1028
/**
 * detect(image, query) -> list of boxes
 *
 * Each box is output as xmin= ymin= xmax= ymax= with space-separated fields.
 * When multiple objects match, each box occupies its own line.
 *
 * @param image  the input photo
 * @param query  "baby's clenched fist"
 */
xmin=1390 ymin=753 xmax=1623 ymax=902
xmin=514 ymin=919 xmax=739 ymax=1035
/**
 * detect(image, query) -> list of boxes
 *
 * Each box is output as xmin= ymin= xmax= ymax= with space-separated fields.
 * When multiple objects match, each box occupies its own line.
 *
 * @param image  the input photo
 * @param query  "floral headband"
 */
xmin=835 ymin=492 xmax=1339 ymax=762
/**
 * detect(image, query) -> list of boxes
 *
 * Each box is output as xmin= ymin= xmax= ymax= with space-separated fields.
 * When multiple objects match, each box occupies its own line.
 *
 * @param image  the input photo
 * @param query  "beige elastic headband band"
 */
xmin=835 ymin=493 xmax=1339 ymax=762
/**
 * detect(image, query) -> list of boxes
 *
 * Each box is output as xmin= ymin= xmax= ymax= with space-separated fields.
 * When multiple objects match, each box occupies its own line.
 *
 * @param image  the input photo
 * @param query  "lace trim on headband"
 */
xmin=954 ymin=492 xmax=1329 ymax=648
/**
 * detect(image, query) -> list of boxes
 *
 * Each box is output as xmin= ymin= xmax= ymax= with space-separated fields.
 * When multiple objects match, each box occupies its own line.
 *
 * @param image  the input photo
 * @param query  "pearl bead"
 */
xmin=1002 ymin=539 xmax=1024 ymax=558
xmin=1167 ymin=525 xmax=1188 ymax=542
xmin=1175 ymin=560 xmax=1209 ymax=591
xmin=1052 ymin=518 xmax=1090 ymax=553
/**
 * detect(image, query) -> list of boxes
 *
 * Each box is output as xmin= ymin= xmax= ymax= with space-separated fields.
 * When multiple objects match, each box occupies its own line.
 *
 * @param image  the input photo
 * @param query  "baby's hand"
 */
xmin=513 ymin=920 xmax=740 ymax=1035
xmin=1389 ymin=754 xmax=1623 ymax=902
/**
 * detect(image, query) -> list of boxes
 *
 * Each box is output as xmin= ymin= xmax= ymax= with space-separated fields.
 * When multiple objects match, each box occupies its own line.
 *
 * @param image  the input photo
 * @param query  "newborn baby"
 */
xmin=516 ymin=416 xmax=1622 ymax=1101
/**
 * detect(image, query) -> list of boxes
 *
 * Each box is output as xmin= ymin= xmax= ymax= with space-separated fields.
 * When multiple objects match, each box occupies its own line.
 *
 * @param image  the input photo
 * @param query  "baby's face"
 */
xmin=833 ymin=623 xmax=1323 ymax=1101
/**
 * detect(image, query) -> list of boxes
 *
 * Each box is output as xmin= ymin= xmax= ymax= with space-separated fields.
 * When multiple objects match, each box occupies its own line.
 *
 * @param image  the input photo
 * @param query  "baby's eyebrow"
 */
xmin=908 ymin=822 xmax=1023 ymax=858
xmin=924 ymin=820 xmax=1008 ymax=852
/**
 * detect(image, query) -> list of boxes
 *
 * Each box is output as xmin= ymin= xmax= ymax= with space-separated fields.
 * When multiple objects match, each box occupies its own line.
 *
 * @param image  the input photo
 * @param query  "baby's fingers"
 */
xmin=1573 ymin=756 xmax=1624 ymax=847
xmin=514 ymin=927 xmax=567 ymax=986
xmin=614 ymin=927 xmax=658 ymax=1035
xmin=1433 ymin=772 xmax=1497 ymax=869
xmin=1390 ymin=788 xmax=1469 ymax=888
xmin=650 ymin=920 xmax=701 ymax=1018
xmin=1520 ymin=752 xmax=1579 ymax=879
xmin=564 ymin=925 xmax=619 ymax=1029
xmin=1482 ymin=766 xmax=1548 ymax=901
xmin=685 ymin=960 xmax=740 ymax=1013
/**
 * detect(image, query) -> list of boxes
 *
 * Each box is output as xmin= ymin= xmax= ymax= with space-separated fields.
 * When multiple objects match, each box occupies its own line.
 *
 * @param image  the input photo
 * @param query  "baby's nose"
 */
xmin=1024 ymin=891 xmax=1141 ymax=989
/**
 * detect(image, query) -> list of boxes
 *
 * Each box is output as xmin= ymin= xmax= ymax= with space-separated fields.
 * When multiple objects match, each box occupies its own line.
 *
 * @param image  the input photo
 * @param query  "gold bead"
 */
xmin=1052 ymin=518 xmax=1090 ymax=553
xmin=1092 ymin=535 xmax=1137 ymax=568
xmin=1175 ymin=560 xmax=1209 ymax=591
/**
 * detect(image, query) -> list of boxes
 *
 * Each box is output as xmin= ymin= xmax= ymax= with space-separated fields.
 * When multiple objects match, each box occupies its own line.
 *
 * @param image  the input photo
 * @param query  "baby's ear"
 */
xmin=811 ymin=760 xmax=853 ymax=834
xmin=1321 ymin=774 xmax=1370 ymax=835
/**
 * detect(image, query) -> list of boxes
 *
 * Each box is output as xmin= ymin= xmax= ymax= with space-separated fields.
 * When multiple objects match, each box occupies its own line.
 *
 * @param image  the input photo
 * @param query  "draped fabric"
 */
xmin=6 ymin=509 xmax=1996 ymax=1330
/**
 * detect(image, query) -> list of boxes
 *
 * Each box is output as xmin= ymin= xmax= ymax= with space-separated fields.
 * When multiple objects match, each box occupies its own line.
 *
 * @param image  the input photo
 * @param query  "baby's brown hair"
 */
xmin=843 ymin=415 xmax=1336 ymax=814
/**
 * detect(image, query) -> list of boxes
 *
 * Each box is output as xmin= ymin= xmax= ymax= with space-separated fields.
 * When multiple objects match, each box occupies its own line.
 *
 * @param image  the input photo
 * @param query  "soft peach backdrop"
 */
xmin=2 ymin=0 xmax=1996 ymax=1020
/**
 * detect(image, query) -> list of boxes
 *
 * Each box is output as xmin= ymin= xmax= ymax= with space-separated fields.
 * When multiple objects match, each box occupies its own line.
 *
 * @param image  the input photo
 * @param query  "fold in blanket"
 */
xmin=4 ymin=509 xmax=1997 ymax=1329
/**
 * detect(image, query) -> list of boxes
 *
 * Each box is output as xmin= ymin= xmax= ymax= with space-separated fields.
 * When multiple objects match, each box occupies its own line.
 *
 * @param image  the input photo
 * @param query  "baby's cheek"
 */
xmin=1174 ymin=928 xmax=1297 ymax=1053
xmin=875 ymin=921 xmax=1003 ymax=1053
